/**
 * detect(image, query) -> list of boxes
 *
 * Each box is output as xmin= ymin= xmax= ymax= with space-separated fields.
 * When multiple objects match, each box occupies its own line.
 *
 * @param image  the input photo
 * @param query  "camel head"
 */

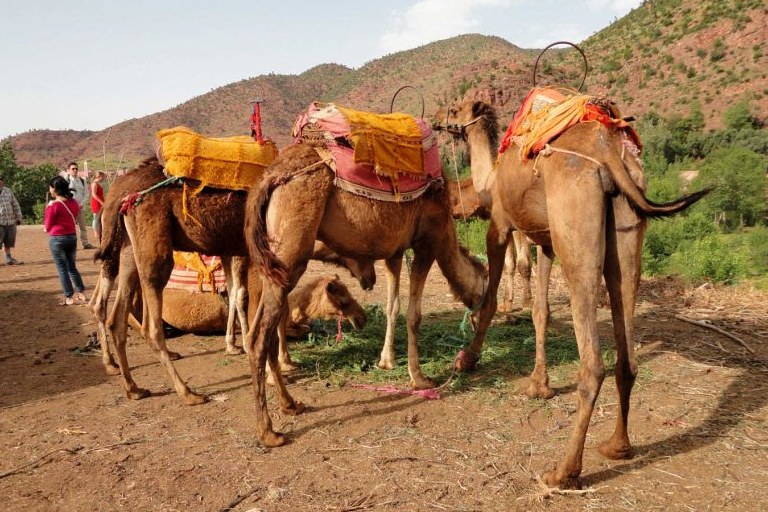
xmin=433 ymin=101 xmax=499 ymax=149
xmin=312 ymin=275 xmax=367 ymax=330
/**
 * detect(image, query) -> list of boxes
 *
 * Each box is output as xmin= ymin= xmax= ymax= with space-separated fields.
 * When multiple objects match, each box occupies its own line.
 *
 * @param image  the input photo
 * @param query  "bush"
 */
xmin=643 ymin=211 xmax=716 ymax=275
xmin=668 ymin=234 xmax=748 ymax=284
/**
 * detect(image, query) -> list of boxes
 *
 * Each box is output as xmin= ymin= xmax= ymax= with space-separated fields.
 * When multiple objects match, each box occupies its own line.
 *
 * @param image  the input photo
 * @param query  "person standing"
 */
xmin=65 ymin=162 xmax=94 ymax=249
xmin=90 ymin=170 xmax=106 ymax=244
xmin=45 ymin=176 xmax=87 ymax=305
xmin=0 ymin=174 xmax=23 ymax=265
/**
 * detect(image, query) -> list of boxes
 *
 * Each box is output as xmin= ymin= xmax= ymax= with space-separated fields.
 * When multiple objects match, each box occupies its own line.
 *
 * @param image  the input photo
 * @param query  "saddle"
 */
xmin=166 ymin=251 xmax=227 ymax=293
xmin=156 ymin=126 xmax=278 ymax=191
xmin=499 ymin=87 xmax=641 ymax=162
xmin=292 ymin=102 xmax=442 ymax=201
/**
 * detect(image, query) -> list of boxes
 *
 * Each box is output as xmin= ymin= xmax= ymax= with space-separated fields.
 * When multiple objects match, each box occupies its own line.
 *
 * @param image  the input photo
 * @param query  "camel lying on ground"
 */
xmin=244 ymin=138 xmax=488 ymax=447
xmin=443 ymin=98 xmax=708 ymax=488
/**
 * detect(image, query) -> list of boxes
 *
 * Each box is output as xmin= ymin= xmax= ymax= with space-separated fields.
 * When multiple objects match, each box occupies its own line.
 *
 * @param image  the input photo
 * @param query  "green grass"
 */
xmin=287 ymin=305 xmax=583 ymax=394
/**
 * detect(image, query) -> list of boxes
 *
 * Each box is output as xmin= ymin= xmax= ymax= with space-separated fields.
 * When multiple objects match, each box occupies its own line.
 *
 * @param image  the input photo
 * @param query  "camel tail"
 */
xmin=609 ymin=149 xmax=711 ymax=218
xmin=245 ymin=174 xmax=289 ymax=287
xmin=93 ymin=194 xmax=124 ymax=278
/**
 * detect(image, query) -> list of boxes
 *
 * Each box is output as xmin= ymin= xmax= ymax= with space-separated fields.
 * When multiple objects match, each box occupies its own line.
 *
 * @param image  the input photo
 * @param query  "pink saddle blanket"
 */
xmin=292 ymin=102 xmax=443 ymax=201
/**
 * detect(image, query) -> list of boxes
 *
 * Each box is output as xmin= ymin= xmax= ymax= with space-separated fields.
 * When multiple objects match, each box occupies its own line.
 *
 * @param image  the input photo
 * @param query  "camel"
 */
xmin=442 ymin=98 xmax=708 ymax=488
xmin=243 ymin=139 xmax=488 ymax=447
xmin=93 ymin=157 xmax=376 ymax=402
xmin=448 ymin=176 xmax=533 ymax=312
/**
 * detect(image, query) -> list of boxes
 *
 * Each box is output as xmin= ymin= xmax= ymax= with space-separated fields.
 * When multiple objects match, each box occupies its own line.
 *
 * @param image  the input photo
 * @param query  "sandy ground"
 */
xmin=1 ymin=224 xmax=767 ymax=511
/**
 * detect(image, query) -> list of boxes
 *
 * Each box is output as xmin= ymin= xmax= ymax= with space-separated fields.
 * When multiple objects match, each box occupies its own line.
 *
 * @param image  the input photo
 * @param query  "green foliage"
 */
xmin=643 ymin=211 xmax=716 ymax=275
xmin=668 ymin=234 xmax=749 ymax=284
xmin=454 ymin=218 xmax=489 ymax=257
xmin=692 ymin=147 xmax=766 ymax=229
xmin=710 ymin=38 xmax=726 ymax=62
xmin=722 ymin=99 xmax=759 ymax=131
xmin=0 ymin=143 xmax=58 ymax=220
xmin=292 ymin=305 xmax=580 ymax=390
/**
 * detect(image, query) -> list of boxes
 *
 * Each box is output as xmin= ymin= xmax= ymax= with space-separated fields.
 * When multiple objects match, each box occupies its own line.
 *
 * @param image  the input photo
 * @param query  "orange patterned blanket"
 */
xmin=499 ymin=87 xmax=641 ymax=162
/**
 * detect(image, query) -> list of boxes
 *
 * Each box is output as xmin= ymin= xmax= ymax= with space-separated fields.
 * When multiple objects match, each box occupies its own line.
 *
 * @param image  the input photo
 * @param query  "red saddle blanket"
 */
xmin=292 ymin=102 xmax=442 ymax=201
xmin=499 ymin=87 xmax=642 ymax=162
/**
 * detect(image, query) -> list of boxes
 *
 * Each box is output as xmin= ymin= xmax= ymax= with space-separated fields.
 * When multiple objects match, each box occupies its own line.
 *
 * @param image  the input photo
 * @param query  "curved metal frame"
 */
xmin=533 ymin=41 xmax=589 ymax=92
xmin=390 ymin=85 xmax=425 ymax=119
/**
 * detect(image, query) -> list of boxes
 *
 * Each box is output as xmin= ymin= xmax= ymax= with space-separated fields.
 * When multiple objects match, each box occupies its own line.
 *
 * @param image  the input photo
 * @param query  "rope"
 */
xmin=119 ymin=176 xmax=182 ymax=213
xmin=449 ymin=137 xmax=471 ymax=246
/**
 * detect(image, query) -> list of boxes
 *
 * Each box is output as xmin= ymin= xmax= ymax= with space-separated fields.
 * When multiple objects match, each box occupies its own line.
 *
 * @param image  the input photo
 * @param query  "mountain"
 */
xmin=4 ymin=0 xmax=766 ymax=169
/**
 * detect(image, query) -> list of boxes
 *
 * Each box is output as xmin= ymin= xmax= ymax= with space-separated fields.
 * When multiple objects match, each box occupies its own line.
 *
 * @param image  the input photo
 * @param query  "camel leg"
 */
xmin=90 ymin=270 xmax=120 ymax=375
xmin=598 ymin=198 xmax=645 ymax=461
xmin=405 ymin=250 xmax=435 ymax=389
xmin=526 ymin=245 xmax=555 ymax=399
xmin=247 ymin=277 xmax=304 ymax=448
xmin=456 ymin=220 xmax=509 ymax=371
xmin=222 ymin=256 xmax=245 ymax=355
xmin=378 ymin=254 xmax=402 ymax=370
xmin=107 ymin=259 xmax=150 ymax=400
xmin=513 ymin=231 xmax=533 ymax=309
xmin=125 ymin=220 xmax=204 ymax=406
xmin=277 ymin=302 xmax=298 ymax=372
xmin=497 ymin=240 xmax=517 ymax=314
xmin=541 ymin=178 xmax=606 ymax=489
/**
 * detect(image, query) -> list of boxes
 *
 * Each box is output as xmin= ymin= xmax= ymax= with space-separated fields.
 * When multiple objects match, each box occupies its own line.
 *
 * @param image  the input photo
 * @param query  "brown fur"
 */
xmin=243 ymin=142 xmax=488 ymax=447
xmin=447 ymin=99 xmax=708 ymax=488
xmin=93 ymin=157 xmax=375 ymax=407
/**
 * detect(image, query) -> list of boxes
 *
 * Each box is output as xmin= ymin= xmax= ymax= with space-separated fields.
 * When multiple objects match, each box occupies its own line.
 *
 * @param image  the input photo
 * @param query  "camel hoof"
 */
xmin=184 ymin=392 xmax=207 ymax=406
xmin=541 ymin=470 xmax=581 ymax=490
xmin=168 ymin=351 xmax=182 ymax=361
xmin=598 ymin=439 xmax=634 ymax=460
xmin=260 ymin=431 xmax=287 ymax=448
xmin=454 ymin=349 xmax=480 ymax=372
xmin=225 ymin=346 xmax=245 ymax=356
xmin=104 ymin=364 xmax=121 ymax=376
xmin=377 ymin=359 xmax=395 ymax=370
xmin=127 ymin=388 xmax=151 ymax=400
xmin=525 ymin=383 xmax=555 ymax=400
xmin=281 ymin=401 xmax=306 ymax=416
xmin=410 ymin=376 xmax=436 ymax=390
xmin=280 ymin=361 xmax=299 ymax=373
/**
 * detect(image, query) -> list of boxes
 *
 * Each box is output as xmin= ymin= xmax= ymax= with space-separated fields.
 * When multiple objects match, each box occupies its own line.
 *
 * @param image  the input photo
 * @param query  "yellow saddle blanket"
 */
xmin=336 ymin=106 xmax=425 ymax=179
xmin=157 ymin=127 xmax=278 ymax=191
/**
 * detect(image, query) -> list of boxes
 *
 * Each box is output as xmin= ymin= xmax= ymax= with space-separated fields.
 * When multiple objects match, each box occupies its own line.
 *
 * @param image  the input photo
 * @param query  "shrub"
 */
xmin=668 ymin=234 xmax=748 ymax=284
xmin=643 ymin=211 xmax=716 ymax=275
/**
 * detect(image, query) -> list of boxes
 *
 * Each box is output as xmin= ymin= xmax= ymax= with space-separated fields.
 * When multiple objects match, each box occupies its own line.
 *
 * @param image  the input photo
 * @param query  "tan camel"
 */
xmin=243 ymin=141 xmax=488 ymax=447
xmin=93 ymin=157 xmax=376 ymax=402
xmin=443 ymin=99 xmax=708 ymax=488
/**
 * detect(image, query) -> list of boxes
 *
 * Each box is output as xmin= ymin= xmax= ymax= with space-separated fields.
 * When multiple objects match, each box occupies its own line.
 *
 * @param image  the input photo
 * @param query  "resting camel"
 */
xmin=243 ymin=140 xmax=488 ymax=447
xmin=443 ymin=98 xmax=708 ymax=488
xmin=93 ymin=157 xmax=376 ymax=401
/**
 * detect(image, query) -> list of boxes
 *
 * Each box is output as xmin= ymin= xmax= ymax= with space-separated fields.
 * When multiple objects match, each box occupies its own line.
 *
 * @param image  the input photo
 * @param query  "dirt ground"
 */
xmin=1 ymin=224 xmax=767 ymax=512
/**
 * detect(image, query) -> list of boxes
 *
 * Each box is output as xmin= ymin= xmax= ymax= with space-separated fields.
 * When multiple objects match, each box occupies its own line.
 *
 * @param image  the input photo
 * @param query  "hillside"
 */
xmin=4 ymin=0 xmax=766 ymax=169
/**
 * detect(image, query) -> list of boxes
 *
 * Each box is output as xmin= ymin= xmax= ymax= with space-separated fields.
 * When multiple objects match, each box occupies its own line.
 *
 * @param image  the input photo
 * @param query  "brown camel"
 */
xmin=243 ymin=141 xmax=488 ymax=447
xmin=93 ymin=157 xmax=376 ymax=402
xmin=448 ymin=176 xmax=533 ymax=312
xmin=443 ymin=99 xmax=709 ymax=488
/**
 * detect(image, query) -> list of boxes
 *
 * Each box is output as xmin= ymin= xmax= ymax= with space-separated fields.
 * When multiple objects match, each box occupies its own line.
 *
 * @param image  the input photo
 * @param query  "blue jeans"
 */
xmin=49 ymin=234 xmax=85 ymax=298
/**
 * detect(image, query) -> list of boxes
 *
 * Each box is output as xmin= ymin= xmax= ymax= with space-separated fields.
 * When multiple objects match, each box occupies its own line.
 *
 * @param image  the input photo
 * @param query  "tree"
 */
xmin=693 ymin=147 xmax=766 ymax=230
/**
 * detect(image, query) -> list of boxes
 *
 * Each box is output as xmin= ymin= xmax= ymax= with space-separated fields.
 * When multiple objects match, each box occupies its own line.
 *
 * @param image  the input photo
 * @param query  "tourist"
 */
xmin=45 ymin=176 xmax=87 ymax=305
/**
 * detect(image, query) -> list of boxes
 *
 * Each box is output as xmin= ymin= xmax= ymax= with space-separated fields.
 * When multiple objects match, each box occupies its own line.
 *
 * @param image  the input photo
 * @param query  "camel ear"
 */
xmin=472 ymin=101 xmax=484 ymax=118
xmin=326 ymin=279 xmax=340 ymax=295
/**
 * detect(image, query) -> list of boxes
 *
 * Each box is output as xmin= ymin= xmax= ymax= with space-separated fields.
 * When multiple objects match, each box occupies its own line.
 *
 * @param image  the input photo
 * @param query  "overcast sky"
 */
xmin=0 ymin=0 xmax=642 ymax=140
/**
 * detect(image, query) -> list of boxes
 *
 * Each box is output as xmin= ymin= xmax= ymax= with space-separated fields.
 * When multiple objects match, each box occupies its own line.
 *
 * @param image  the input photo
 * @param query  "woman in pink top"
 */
xmin=45 ymin=176 xmax=86 ymax=305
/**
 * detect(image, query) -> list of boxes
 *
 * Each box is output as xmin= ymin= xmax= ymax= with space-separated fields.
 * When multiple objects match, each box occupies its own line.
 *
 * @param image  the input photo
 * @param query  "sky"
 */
xmin=0 ymin=0 xmax=643 ymax=140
